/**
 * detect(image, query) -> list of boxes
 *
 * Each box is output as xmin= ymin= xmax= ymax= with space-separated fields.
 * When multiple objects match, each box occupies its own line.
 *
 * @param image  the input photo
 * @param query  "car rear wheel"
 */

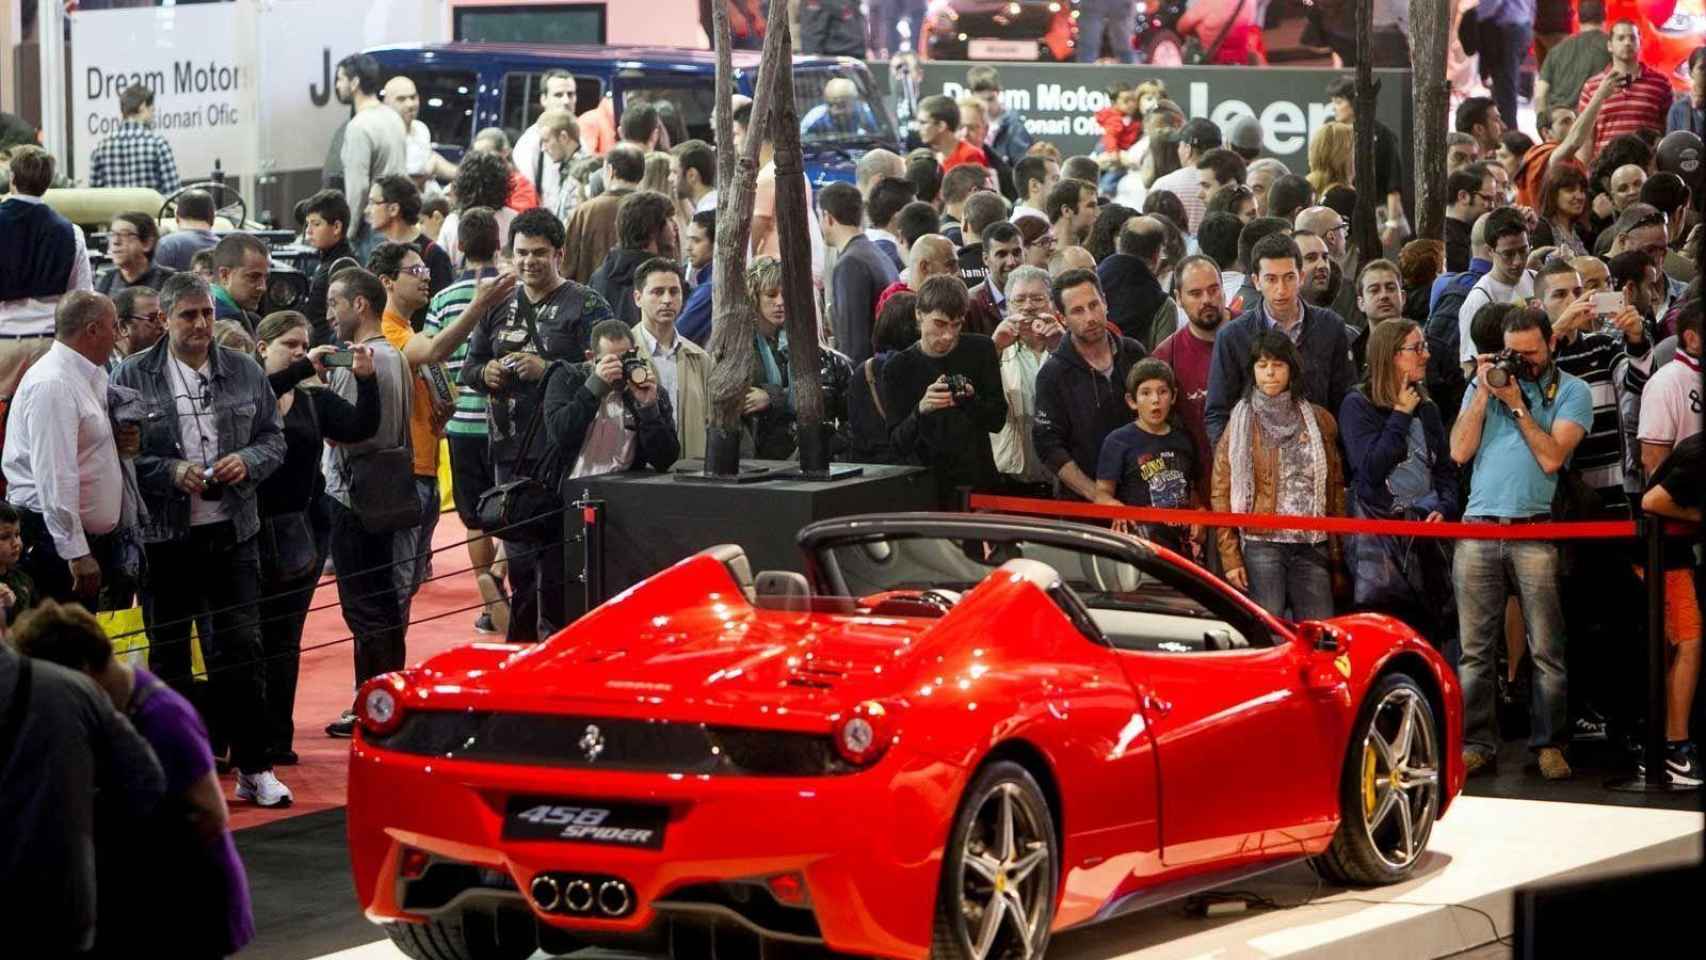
xmin=382 ymin=909 xmax=535 ymax=960
xmin=1315 ymin=674 xmax=1442 ymax=886
xmin=931 ymin=761 xmax=1057 ymax=960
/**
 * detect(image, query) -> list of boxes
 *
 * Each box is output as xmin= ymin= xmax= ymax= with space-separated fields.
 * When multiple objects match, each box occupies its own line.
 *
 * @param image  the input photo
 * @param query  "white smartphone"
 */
xmin=1591 ymin=291 xmax=1625 ymax=317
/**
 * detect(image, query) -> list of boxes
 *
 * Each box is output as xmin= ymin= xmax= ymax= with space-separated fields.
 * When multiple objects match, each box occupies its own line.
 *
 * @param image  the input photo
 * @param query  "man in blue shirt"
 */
xmin=676 ymin=210 xmax=715 ymax=347
xmin=1449 ymin=305 xmax=1592 ymax=782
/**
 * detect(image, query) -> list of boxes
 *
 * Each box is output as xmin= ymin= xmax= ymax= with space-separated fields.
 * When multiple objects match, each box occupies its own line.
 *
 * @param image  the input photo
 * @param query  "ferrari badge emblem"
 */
xmin=579 ymin=724 xmax=606 ymax=762
xmin=1333 ymin=654 xmax=1352 ymax=679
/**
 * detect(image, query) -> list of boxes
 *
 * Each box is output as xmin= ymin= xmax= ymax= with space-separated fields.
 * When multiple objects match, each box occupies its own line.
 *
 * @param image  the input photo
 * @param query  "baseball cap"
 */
xmin=1181 ymin=118 xmax=1223 ymax=150
xmin=1612 ymin=202 xmax=1665 ymax=235
xmin=1227 ymin=114 xmax=1263 ymax=154
xmin=1655 ymin=130 xmax=1703 ymax=190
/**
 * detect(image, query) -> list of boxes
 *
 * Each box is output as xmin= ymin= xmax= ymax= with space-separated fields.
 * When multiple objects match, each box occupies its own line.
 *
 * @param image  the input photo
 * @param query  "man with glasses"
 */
xmin=95 ymin=212 xmax=174 ymax=297
xmin=1457 ymin=207 xmax=1538 ymax=363
xmin=1609 ymin=204 xmax=1688 ymax=320
xmin=111 ymin=286 xmax=165 ymax=365
xmin=990 ymin=266 xmax=1061 ymax=492
xmin=1444 ymin=163 xmax=1497 ymax=272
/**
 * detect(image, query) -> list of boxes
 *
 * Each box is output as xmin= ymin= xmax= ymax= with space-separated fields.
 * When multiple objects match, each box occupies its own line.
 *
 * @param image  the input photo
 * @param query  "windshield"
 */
xmin=795 ymin=67 xmax=898 ymax=145
xmin=818 ymin=535 xmax=1216 ymax=619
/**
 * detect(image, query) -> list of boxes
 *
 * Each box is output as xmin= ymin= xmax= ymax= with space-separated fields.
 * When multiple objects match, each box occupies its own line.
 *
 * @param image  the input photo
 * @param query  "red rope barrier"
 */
xmin=967 ymin=494 xmax=1641 ymax=541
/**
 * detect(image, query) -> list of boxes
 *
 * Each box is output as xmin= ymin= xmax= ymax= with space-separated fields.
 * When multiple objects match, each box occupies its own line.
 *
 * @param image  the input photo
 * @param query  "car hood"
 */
xmin=440 ymin=603 xmax=935 ymax=729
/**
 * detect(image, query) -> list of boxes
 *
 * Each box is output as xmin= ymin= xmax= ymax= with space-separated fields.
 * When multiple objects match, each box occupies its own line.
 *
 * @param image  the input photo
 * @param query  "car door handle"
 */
xmin=1144 ymin=694 xmax=1173 ymax=717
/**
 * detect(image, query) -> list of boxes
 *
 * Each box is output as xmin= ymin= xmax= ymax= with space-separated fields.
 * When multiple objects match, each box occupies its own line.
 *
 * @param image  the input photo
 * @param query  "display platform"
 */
xmin=572 ymin=460 xmax=932 ymax=597
xmin=277 ymin=796 xmax=1699 ymax=960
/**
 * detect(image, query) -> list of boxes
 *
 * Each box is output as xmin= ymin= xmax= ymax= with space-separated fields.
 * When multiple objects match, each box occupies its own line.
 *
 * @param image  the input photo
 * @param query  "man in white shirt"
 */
xmin=629 ymin=258 xmax=710 ymax=459
xmin=0 ymin=147 xmax=94 ymax=399
xmin=3 ymin=292 xmax=125 ymax=604
xmin=1011 ymin=155 xmax=1058 ymax=224
xmin=1459 ymin=207 xmax=1537 ymax=362
xmin=989 ymin=266 xmax=1060 ymax=488
xmin=512 ymin=70 xmax=579 ymax=218
xmin=382 ymin=76 xmax=457 ymax=198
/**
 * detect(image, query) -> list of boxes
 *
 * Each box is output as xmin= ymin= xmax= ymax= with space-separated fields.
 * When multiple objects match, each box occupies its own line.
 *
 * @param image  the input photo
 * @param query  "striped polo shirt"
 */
xmin=424 ymin=275 xmax=487 ymax=438
xmin=1554 ymin=330 xmax=1639 ymax=511
xmin=1578 ymin=64 xmax=1674 ymax=159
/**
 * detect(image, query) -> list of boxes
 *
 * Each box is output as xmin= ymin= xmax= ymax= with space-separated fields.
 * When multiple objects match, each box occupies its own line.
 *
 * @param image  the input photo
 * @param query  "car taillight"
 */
xmin=357 ymin=674 xmax=408 ymax=737
xmin=832 ymin=701 xmax=893 ymax=767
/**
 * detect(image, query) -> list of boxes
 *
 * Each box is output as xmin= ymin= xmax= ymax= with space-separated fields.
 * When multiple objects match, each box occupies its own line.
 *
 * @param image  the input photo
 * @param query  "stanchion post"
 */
xmin=1641 ymin=513 xmax=1667 ymax=786
xmin=578 ymin=493 xmax=607 ymax=613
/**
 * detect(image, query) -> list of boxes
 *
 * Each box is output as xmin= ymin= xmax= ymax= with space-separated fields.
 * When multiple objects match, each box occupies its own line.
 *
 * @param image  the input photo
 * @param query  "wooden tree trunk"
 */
xmin=1410 ymin=0 xmax=1452 ymax=241
xmin=1349 ymin=0 xmax=1382 ymax=270
xmin=767 ymin=14 xmax=828 ymax=471
xmin=704 ymin=0 xmax=792 ymax=472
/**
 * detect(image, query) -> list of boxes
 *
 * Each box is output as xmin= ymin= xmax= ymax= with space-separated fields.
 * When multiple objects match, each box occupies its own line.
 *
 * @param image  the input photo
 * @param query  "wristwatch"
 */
xmin=1511 ymin=406 xmax=1527 ymax=421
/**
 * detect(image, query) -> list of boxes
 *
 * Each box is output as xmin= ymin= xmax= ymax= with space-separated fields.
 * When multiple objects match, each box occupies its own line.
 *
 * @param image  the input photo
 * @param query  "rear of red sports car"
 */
xmin=346 ymin=555 xmax=960 ymax=960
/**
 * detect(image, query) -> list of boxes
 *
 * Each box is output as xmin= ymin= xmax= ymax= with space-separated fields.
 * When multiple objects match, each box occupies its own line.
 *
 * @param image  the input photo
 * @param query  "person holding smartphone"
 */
xmin=990 ymin=266 xmax=1061 ymax=494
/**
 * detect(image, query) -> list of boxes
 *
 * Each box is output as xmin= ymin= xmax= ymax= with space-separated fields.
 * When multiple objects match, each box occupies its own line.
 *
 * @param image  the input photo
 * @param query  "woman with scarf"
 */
xmin=1338 ymin=319 xmax=1460 ymax=645
xmin=1211 ymin=330 xmax=1345 ymax=620
xmin=252 ymin=311 xmax=380 ymax=764
xmin=743 ymin=257 xmax=797 ymax=460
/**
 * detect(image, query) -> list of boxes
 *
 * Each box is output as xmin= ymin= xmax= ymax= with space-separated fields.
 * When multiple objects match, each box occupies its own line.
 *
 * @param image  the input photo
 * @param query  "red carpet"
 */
xmin=228 ymin=513 xmax=488 ymax=831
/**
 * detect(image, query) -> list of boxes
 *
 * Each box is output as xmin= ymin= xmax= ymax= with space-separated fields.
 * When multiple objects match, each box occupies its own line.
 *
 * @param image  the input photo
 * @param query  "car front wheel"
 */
xmin=382 ymin=909 xmax=535 ymax=960
xmin=931 ymin=760 xmax=1058 ymax=960
xmin=1315 ymin=673 xmax=1443 ymax=885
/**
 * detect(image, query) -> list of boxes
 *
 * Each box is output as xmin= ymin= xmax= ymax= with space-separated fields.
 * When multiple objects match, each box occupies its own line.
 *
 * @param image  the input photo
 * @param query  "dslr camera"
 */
xmin=943 ymin=374 xmax=973 ymax=405
xmin=617 ymin=349 xmax=651 ymax=387
xmin=1482 ymin=349 xmax=1532 ymax=389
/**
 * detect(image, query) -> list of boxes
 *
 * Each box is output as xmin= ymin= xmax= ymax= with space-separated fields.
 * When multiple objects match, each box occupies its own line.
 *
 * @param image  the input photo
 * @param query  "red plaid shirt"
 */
xmin=1577 ymin=64 xmax=1673 ymax=160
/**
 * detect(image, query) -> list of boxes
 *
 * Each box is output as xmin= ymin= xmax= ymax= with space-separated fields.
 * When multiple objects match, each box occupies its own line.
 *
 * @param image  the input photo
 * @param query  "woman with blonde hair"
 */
xmin=1337 ymin=318 xmax=1459 ymax=642
xmin=1305 ymin=121 xmax=1354 ymax=196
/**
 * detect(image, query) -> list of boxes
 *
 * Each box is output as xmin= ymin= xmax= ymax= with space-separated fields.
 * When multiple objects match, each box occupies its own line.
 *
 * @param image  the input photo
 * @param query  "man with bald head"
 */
xmin=1609 ymin=163 xmax=1648 ymax=215
xmin=382 ymin=76 xmax=456 ymax=195
xmin=803 ymin=78 xmax=882 ymax=136
xmin=1049 ymin=245 xmax=1096 ymax=276
xmin=856 ymin=149 xmax=907 ymax=200
xmin=877 ymin=234 xmax=957 ymax=315
xmin=1295 ymin=206 xmax=1348 ymax=267
xmin=1572 ymin=255 xmax=1611 ymax=295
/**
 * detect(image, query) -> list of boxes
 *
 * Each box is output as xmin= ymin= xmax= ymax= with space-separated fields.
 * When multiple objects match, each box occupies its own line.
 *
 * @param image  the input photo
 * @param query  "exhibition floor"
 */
xmin=227 ymin=515 xmax=1702 ymax=960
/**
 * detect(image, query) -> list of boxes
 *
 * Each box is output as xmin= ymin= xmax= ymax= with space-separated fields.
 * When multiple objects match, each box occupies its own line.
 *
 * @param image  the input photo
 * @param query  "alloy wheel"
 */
xmin=1360 ymin=686 xmax=1441 ymax=870
xmin=957 ymin=782 xmax=1051 ymax=960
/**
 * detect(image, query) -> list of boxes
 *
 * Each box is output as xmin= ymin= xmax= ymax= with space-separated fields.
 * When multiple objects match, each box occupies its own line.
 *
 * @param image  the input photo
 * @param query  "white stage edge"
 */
xmin=312 ymin=797 xmax=1702 ymax=960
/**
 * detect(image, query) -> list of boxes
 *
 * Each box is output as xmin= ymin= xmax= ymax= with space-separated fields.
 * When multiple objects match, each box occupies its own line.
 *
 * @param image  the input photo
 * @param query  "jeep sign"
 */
xmin=871 ymin=61 xmax=1414 ymax=198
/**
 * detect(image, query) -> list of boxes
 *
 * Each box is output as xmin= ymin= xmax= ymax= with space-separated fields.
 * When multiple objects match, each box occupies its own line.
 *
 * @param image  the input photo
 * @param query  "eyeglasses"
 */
xmin=1396 ymin=342 xmax=1429 ymax=354
xmin=125 ymin=312 xmax=164 ymax=324
xmin=400 ymin=264 xmax=432 ymax=278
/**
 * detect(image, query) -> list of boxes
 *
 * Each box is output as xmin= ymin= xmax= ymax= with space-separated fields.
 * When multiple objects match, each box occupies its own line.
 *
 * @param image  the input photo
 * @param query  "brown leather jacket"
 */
xmin=1210 ymin=401 xmax=1346 ymax=575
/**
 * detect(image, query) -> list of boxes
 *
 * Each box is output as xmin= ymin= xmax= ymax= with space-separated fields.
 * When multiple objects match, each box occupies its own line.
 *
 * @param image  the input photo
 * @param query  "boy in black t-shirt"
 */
xmin=1096 ymin=358 xmax=1204 ymax=558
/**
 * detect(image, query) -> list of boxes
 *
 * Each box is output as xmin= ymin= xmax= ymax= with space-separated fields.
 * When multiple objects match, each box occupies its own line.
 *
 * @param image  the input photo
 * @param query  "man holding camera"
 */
xmin=1449 ymin=305 xmax=1593 ymax=781
xmin=543 ymin=318 xmax=681 ymax=481
xmin=880 ymin=275 xmax=1007 ymax=508
xmin=990 ymin=266 xmax=1063 ymax=491
xmin=114 ymin=272 xmax=290 ymax=805
xmin=461 ymin=209 xmax=614 ymax=642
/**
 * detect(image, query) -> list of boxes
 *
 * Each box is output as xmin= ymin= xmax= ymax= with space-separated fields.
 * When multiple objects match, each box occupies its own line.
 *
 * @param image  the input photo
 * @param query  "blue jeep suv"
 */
xmin=362 ymin=44 xmax=900 ymax=188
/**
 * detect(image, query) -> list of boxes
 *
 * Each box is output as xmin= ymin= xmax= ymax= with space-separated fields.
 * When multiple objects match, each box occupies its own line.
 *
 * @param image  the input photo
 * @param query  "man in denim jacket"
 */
xmin=113 ymin=272 xmax=290 ymax=807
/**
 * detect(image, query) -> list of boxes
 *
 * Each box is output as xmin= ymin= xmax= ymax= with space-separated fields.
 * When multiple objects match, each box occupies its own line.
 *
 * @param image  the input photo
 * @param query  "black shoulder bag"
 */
xmin=475 ymin=377 xmax=565 ymax=543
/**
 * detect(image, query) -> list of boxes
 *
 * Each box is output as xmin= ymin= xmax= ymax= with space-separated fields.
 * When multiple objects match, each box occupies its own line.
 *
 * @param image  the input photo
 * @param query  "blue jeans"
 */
xmin=1454 ymin=537 xmax=1568 ymax=754
xmin=1243 ymin=540 xmax=1334 ymax=621
xmin=1075 ymin=5 xmax=1136 ymax=63
xmin=1480 ymin=20 xmax=1532 ymax=129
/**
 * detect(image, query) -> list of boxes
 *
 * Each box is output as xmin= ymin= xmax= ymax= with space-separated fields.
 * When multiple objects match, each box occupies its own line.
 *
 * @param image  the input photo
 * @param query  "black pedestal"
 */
xmin=568 ymin=461 xmax=933 ymax=597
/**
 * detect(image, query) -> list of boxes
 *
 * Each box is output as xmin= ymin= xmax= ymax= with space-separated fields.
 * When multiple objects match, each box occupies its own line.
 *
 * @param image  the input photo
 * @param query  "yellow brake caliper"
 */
xmin=1362 ymin=741 xmax=1379 ymax=819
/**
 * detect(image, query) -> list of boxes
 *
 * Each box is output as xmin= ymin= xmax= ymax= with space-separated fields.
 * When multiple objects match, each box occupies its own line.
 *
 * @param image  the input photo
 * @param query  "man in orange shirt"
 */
xmin=370 ymin=243 xmax=453 ymax=620
xmin=915 ymin=95 xmax=989 ymax=173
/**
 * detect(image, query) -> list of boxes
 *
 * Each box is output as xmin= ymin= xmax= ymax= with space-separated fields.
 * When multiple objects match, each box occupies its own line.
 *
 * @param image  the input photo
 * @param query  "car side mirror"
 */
xmin=1297 ymin=620 xmax=1347 ymax=654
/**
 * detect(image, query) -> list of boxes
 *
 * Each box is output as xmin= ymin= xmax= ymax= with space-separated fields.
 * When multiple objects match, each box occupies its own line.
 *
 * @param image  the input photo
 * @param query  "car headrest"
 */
xmin=696 ymin=544 xmax=754 ymax=601
xmin=999 ymin=557 xmax=1061 ymax=591
xmin=754 ymin=570 xmax=811 ymax=612
xmin=42 ymin=187 xmax=165 ymax=230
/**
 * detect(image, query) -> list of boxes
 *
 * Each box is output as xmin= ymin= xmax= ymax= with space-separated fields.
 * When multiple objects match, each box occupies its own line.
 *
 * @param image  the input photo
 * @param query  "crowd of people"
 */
xmin=0 ymin=16 xmax=1704 ymax=952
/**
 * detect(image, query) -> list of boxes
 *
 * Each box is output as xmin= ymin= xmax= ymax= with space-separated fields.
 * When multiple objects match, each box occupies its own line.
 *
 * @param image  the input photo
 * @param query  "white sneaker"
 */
xmin=236 ymin=769 xmax=294 ymax=808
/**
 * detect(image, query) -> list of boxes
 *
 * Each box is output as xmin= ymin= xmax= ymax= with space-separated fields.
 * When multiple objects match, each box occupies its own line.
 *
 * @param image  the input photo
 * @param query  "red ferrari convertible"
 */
xmin=348 ymin=513 xmax=1464 ymax=960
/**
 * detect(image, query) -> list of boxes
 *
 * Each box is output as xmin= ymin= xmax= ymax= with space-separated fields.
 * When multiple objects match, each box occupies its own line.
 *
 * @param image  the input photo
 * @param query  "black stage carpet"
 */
xmin=237 ymin=808 xmax=378 ymax=960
